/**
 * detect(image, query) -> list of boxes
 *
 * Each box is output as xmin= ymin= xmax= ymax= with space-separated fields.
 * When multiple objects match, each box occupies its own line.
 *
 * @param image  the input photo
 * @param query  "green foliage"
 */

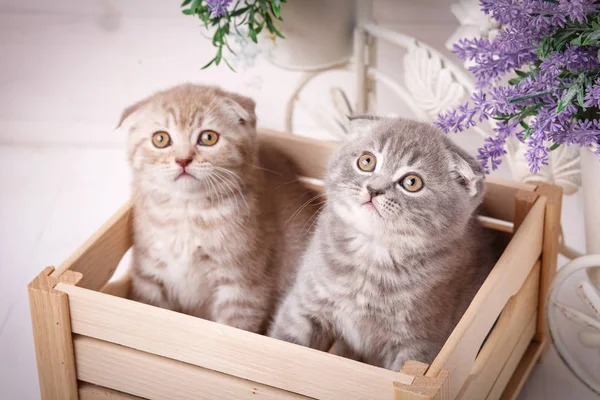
xmin=181 ymin=0 xmax=287 ymax=70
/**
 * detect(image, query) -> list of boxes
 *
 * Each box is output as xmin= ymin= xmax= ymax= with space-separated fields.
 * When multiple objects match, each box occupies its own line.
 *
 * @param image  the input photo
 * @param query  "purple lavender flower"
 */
xmin=206 ymin=0 xmax=231 ymax=17
xmin=477 ymin=121 xmax=519 ymax=173
xmin=439 ymin=0 xmax=600 ymax=173
xmin=524 ymin=133 xmax=550 ymax=174
xmin=584 ymin=79 xmax=600 ymax=107
xmin=558 ymin=0 xmax=598 ymax=23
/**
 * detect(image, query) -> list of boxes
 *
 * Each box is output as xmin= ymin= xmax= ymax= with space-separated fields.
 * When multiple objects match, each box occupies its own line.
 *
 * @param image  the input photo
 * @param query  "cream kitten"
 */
xmin=269 ymin=116 xmax=495 ymax=369
xmin=120 ymin=84 xmax=315 ymax=334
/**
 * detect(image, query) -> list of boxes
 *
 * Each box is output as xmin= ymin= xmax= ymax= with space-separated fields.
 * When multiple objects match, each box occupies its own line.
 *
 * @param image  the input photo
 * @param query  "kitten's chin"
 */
xmin=332 ymin=201 xmax=384 ymax=235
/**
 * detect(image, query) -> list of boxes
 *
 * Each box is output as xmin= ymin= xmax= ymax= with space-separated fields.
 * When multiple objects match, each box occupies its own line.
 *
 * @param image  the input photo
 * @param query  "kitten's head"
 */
xmin=326 ymin=116 xmax=485 ymax=242
xmin=118 ymin=84 xmax=257 ymax=194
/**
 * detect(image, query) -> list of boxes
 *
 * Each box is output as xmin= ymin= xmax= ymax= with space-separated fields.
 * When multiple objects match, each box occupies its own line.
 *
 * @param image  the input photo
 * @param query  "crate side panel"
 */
xmin=74 ymin=335 xmax=309 ymax=400
xmin=52 ymin=201 xmax=133 ymax=291
xmin=56 ymin=283 xmax=413 ymax=400
xmin=79 ymin=382 xmax=146 ymax=400
xmin=455 ymin=263 xmax=539 ymax=400
xmin=426 ymin=198 xmax=546 ymax=399
xmin=257 ymin=128 xmax=337 ymax=180
xmin=486 ymin=317 xmax=537 ymax=400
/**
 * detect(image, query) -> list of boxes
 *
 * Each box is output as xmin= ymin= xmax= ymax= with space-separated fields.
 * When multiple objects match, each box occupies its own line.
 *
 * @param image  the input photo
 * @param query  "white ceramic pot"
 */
xmin=581 ymin=146 xmax=600 ymax=287
xmin=268 ymin=0 xmax=355 ymax=71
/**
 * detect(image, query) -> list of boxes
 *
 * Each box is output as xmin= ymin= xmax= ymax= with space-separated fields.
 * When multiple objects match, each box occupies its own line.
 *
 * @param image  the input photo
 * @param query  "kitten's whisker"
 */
xmin=215 ymin=167 xmax=246 ymax=188
xmin=206 ymin=175 xmax=224 ymax=209
xmin=285 ymin=193 xmax=327 ymax=226
xmin=300 ymin=205 xmax=326 ymax=239
xmin=248 ymin=164 xmax=282 ymax=175
xmin=214 ymin=172 xmax=250 ymax=211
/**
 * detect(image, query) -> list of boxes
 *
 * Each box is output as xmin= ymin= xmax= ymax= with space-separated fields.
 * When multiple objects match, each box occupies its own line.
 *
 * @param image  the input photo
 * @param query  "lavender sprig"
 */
xmin=437 ymin=0 xmax=600 ymax=173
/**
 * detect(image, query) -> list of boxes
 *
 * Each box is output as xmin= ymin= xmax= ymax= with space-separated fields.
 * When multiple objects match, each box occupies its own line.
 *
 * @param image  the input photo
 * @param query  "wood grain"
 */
xmin=55 ymin=282 xmax=414 ymax=400
xmin=486 ymin=318 xmax=537 ymax=400
xmin=426 ymin=197 xmax=546 ymax=399
xmin=499 ymin=341 xmax=545 ymax=400
xmin=395 ymin=360 xmax=449 ymax=400
xmin=454 ymin=262 xmax=540 ymax=400
xmin=79 ymin=382 xmax=146 ymax=400
xmin=74 ymin=335 xmax=309 ymax=400
xmin=28 ymin=267 xmax=83 ymax=400
xmin=533 ymin=183 xmax=563 ymax=346
xmin=51 ymin=201 xmax=133 ymax=291
xmin=257 ymin=128 xmax=337 ymax=180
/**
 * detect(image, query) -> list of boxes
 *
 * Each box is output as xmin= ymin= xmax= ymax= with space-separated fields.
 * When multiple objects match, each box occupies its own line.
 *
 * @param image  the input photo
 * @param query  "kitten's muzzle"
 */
xmin=366 ymin=185 xmax=385 ymax=198
xmin=175 ymin=158 xmax=193 ymax=168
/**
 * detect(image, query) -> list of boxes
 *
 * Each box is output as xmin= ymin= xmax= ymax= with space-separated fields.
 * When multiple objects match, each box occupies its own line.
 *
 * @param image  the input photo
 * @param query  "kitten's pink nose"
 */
xmin=175 ymin=158 xmax=193 ymax=168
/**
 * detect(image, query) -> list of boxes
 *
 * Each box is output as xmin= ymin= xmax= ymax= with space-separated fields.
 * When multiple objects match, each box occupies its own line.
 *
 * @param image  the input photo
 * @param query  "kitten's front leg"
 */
xmin=268 ymin=291 xmax=333 ymax=351
xmin=387 ymin=343 xmax=439 ymax=371
xmin=211 ymin=281 xmax=271 ymax=334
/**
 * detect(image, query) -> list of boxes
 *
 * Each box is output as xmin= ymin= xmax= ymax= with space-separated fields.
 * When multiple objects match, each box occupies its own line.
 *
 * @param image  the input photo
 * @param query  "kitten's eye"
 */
xmin=399 ymin=174 xmax=424 ymax=192
xmin=152 ymin=131 xmax=171 ymax=148
xmin=357 ymin=152 xmax=376 ymax=172
xmin=198 ymin=130 xmax=220 ymax=146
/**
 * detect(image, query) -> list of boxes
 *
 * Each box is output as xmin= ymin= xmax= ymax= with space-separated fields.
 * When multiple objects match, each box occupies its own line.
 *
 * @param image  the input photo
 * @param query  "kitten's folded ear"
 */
xmin=444 ymin=137 xmax=486 ymax=202
xmin=347 ymin=115 xmax=382 ymax=139
xmin=116 ymin=99 xmax=149 ymax=130
xmin=228 ymin=93 xmax=257 ymax=127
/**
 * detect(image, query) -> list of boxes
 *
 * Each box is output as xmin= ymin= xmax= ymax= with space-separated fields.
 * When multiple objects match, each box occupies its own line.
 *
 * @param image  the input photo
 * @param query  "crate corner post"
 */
xmin=393 ymin=360 xmax=449 ymax=400
xmin=28 ymin=266 xmax=82 ymax=400
xmin=532 ymin=182 xmax=563 ymax=355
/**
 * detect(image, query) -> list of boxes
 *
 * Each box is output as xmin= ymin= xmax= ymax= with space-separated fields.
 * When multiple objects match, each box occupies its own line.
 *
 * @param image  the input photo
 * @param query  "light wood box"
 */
xmin=28 ymin=129 xmax=562 ymax=400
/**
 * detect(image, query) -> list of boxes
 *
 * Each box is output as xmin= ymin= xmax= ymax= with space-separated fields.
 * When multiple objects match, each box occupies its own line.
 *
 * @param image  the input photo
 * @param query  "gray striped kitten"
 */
xmin=269 ymin=117 xmax=495 ymax=370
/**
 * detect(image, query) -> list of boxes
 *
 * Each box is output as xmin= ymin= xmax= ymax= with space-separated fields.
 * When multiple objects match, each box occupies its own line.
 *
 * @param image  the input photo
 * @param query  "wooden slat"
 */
xmin=100 ymin=275 xmax=132 ymax=299
xmin=533 ymin=183 xmax=563 ymax=346
xmin=486 ymin=318 xmax=537 ymax=400
xmin=74 ymin=335 xmax=309 ymax=400
xmin=455 ymin=262 xmax=540 ymax=400
xmin=28 ymin=267 xmax=83 ymax=400
xmin=394 ymin=361 xmax=449 ymax=400
xmin=257 ymin=128 xmax=337 ymax=180
xmin=482 ymin=181 xmax=534 ymax=222
xmin=499 ymin=341 xmax=545 ymax=400
xmin=55 ymin=282 xmax=414 ymax=400
xmin=51 ymin=201 xmax=133 ymax=291
xmin=426 ymin=197 xmax=546 ymax=399
xmin=79 ymin=382 xmax=146 ymax=400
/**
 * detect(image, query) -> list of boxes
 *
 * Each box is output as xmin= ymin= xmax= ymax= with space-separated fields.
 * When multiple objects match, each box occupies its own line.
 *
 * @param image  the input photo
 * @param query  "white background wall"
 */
xmin=0 ymin=1 xmax=597 ymax=399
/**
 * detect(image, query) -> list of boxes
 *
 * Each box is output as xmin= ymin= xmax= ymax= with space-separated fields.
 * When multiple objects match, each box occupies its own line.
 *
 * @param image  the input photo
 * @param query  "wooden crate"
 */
xmin=28 ymin=128 xmax=562 ymax=400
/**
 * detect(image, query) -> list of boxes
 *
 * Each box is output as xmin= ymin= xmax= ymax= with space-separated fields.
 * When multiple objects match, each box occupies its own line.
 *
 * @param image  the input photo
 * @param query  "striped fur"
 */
xmin=121 ymin=84 xmax=315 ymax=333
xmin=269 ymin=117 xmax=495 ymax=369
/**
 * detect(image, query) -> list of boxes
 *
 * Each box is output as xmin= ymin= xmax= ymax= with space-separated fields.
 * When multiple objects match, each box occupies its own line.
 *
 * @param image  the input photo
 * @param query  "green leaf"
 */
xmin=556 ymin=84 xmax=580 ymax=113
xmin=223 ymin=57 xmax=236 ymax=72
xmin=201 ymin=56 xmax=217 ymax=69
xmin=230 ymin=6 xmax=249 ymax=17
xmin=258 ymin=0 xmax=268 ymax=10
xmin=577 ymin=87 xmax=587 ymax=108
xmin=508 ymin=90 xmax=552 ymax=103
xmin=508 ymin=77 xmax=522 ymax=85
xmin=248 ymin=26 xmax=258 ymax=43
xmin=181 ymin=0 xmax=192 ymax=7
xmin=515 ymin=70 xmax=529 ymax=78
xmin=182 ymin=8 xmax=195 ymax=15
xmin=522 ymin=128 xmax=532 ymax=140
xmin=570 ymin=34 xmax=585 ymax=46
xmin=520 ymin=121 xmax=530 ymax=130
xmin=549 ymin=143 xmax=561 ymax=151
xmin=215 ymin=47 xmax=222 ymax=65
xmin=264 ymin=13 xmax=284 ymax=38
xmin=270 ymin=0 xmax=282 ymax=18
xmin=584 ymin=30 xmax=600 ymax=44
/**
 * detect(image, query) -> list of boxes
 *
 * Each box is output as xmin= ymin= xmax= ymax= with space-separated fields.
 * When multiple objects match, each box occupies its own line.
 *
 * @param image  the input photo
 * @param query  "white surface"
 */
xmin=0 ymin=1 xmax=598 ymax=399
